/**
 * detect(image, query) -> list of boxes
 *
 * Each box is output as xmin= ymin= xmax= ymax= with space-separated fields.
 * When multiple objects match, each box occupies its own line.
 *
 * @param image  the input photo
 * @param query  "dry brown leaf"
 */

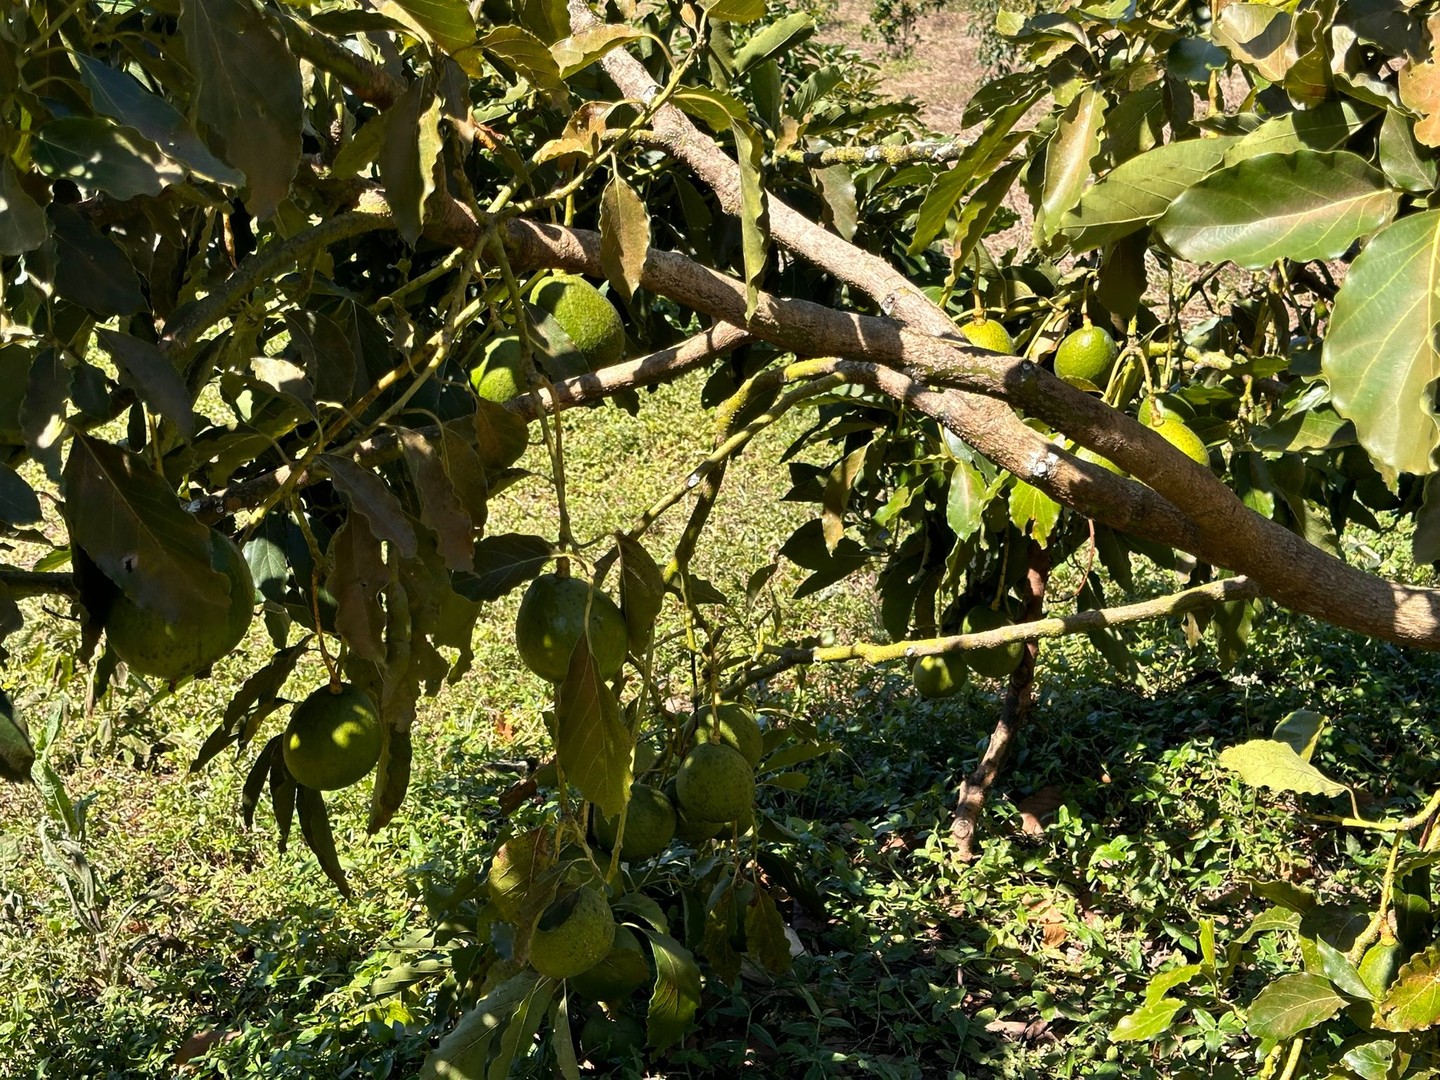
xmin=1399 ymin=16 xmax=1440 ymax=146
xmin=1016 ymin=784 xmax=1064 ymax=836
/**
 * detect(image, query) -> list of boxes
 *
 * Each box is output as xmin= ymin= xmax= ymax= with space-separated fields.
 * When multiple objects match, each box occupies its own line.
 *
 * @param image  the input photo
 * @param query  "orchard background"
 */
xmin=5 ymin=0 xmax=1440 ymax=1076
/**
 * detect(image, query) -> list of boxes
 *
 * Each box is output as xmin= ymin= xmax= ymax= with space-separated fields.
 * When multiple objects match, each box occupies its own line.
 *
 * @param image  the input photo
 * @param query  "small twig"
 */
xmin=772 ymin=139 xmax=968 ymax=167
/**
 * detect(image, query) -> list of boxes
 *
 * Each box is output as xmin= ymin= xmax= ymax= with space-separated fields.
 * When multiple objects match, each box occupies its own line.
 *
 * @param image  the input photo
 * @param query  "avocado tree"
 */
xmin=6 ymin=0 xmax=1440 ymax=1072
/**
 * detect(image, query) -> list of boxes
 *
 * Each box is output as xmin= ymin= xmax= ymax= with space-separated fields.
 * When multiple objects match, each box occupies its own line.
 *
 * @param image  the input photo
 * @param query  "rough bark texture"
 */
xmin=951 ymin=543 xmax=1052 ymax=860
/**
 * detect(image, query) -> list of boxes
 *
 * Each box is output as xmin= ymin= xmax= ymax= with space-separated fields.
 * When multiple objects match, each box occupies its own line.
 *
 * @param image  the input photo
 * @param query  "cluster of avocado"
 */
xmin=911 ymin=604 xmax=1026 ymax=700
xmin=470 ymin=273 xmax=627 ymax=404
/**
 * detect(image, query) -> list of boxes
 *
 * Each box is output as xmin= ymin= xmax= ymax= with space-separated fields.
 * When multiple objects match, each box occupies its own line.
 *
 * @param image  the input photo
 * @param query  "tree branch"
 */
xmin=773 ymin=139 xmax=966 ymax=167
xmin=188 ymin=324 xmax=752 ymax=522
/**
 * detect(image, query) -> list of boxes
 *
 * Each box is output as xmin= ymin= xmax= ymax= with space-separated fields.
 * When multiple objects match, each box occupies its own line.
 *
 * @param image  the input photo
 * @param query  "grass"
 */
xmin=1 ymin=367 xmax=1438 ymax=1078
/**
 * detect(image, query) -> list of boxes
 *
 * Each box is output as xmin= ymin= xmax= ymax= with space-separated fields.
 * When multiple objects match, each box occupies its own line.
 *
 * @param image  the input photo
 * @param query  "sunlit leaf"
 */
xmin=1246 ymin=973 xmax=1345 ymax=1039
xmin=1321 ymin=210 xmax=1440 ymax=479
xmin=1156 ymin=150 xmax=1396 ymax=268
xmin=1217 ymin=738 xmax=1348 ymax=797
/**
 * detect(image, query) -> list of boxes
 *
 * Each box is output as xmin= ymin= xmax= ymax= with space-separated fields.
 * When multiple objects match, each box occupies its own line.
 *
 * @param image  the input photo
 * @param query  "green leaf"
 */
xmin=599 ymin=175 xmax=649 ymax=304
xmin=1222 ymin=101 xmax=1372 ymax=165
xmin=296 ymin=784 xmax=352 ymax=898
xmin=418 ymin=972 xmax=544 ymax=1079
xmin=379 ymin=0 xmax=475 ymax=53
xmin=0 ymin=462 xmax=41 ymax=527
xmin=1212 ymin=3 xmax=1294 ymax=81
xmin=1272 ymin=709 xmax=1325 ymax=761
xmin=62 ymin=435 xmax=230 ymax=622
xmin=181 ymin=0 xmax=302 ymax=218
xmin=454 ymin=533 xmax=553 ymax=601
xmin=732 ymin=12 xmax=814 ymax=75
xmin=0 ymin=160 xmax=48 ymax=255
xmin=33 ymin=117 xmax=186 ymax=200
xmin=1245 ymin=972 xmax=1345 ymax=1039
xmin=701 ymin=0 xmax=766 ymax=22
xmin=76 ymin=53 xmax=242 ymax=183
xmin=321 ymin=455 xmax=419 ymax=559
xmin=1312 ymin=933 xmax=1374 ymax=1001
xmin=1379 ymin=944 xmax=1440 ymax=1030
xmin=950 ymin=158 xmax=1026 ymax=273
xmin=617 ymin=535 xmax=665 ymax=652
xmin=1111 ymin=995 xmax=1185 ymax=1041
xmin=552 ymin=26 xmax=650 ymax=80
xmin=95 ymin=329 xmax=195 ymax=438
xmin=1040 ymin=87 xmax=1106 ymax=244
xmin=673 ymin=87 xmax=748 ymax=131
xmin=745 ymin=887 xmax=794 ymax=975
xmin=555 ymin=644 xmax=632 ymax=819
xmin=1009 ymin=479 xmax=1061 ymax=546
xmin=732 ymin=120 xmax=768 ymax=320
xmin=945 ymin=461 xmax=987 ymax=541
xmin=1217 ymin=738 xmax=1348 ymax=797
xmin=1155 ymin=150 xmax=1397 ymax=268
xmin=644 ymin=929 xmax=701 ymax=1050
xmin=1321 ymin=209 xmax=1440 ymax=479
xmin=1339 ymin=1035 xmax=1397 ymax=1080
xmin=379 ymin=83 xmax=442 ymax=248
xmin=1058 ymin=136 xmax=1241 ymax=250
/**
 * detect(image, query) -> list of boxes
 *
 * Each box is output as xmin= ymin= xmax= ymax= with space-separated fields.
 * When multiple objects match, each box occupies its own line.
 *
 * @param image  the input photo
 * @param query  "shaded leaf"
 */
xmin=454 ymin=533 xmax=552 ymax=601
xmin=945 ymin=460 xmax=987 ymax=541
xmin=328 ymin=514 xmax=387 ymax=665
xmin=96 ymin=329 xmax=195 ymax=438
xmin=464 ymin=25 xmax=565 ymax=97
xmin=401 ymin=429 xmax=475 ymax=572
xmin=821 ymin=444 xmax=867 ymax=553
xmin=33 ymin=117 xmax=186 ymax=200
xmin=617 ymin=534 xmax=665 ymax=651
xmin=1272 ymin=709 xmax=1325 ymax=761
xmin=283 ymin=310 xmax=357 ymax=405
xmin=49 ymin=205 xmax=144 ymax=316
xmin=0 ymin=160 xmax=48 ymax=255
xmin=379 ymin=82 xmax=442 ymax=247
xmin=644 ymin=929 xmax=701 ymax=1050
xmin=240 ymin=735 xmax=277 ymax=829
xmin=418 ymin=972 xmax=543 ymax=1080
xmin=473 ymin=398 xmax=529 ymax=469
xmin=63 ymin=435 xmax=229 ymax=621
xmin=555 ymin=643 xmax=631 ymax=818
xmin=296 ymin=785 xmax=351 ymax=897
xmin=1156 ymin=150 xmax=1397 ymax=268
xmin=599 ymin=175 xmax=649 ymax=304
xmin=1218 ymin=738 xmax=1348 ymax=797
xmin=1340 ymin=1035 xmax=1397 ymax=1080
xmin=322 ymin=455 xmax=418 ymax=558
xmin=0 ymin=689 xmax=34 ymax=784
xmin=0 ymin=463 xmax=41 ymax=527
xmin=732 ymin=119 xmax=768 ymax=319
xmin=181 ymin=0 xmax=302 ymax=217
xmin=746 ymin=887 xmax=793 ymax=974
xmin=76 ymin=53 xmax=242 ymax=183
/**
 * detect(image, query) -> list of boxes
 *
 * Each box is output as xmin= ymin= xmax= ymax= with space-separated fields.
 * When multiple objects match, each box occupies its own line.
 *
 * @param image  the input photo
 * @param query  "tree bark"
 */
xmin=951 ymin=542 xmax=1052 ymax=860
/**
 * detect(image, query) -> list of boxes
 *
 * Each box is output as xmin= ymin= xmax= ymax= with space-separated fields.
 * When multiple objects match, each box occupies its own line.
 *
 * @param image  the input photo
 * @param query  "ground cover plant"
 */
xmin=5 ymin=0 xmax=1440 ymax=1075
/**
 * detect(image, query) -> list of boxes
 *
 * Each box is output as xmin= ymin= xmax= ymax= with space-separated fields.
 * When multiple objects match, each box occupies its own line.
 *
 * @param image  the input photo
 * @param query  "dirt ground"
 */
xmin=822 ymin=0 xmax=993 ymax=135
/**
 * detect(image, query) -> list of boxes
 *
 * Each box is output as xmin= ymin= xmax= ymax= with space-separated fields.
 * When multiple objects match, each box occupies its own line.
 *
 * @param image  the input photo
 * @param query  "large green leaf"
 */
xmin=76 ymin=54 xmax=242 ymax=183
xmin=1322 ymin=210 xmax=1440 ymax=479
xmin=1111 ymin=996 xmax=1186 ymax=1041
xmin=1217 ymin=739 xmax=1347 ymax=796
xmin=62 ymin=435 xmax=231 ymax=622
xmin=1040 ymin=87 xmax=1106 ymax=244
xmin=1246 ymin=973 xmax=1346 ymax=1039
xmin=1155 ymin=150 xmax=1397 ymax=268
xmin=555 ymin=643 xmax=631 ymax=818
xmin=419 ymin=972 xmax=545 ymax=1079
xmin=1379 ymin=944 xmax=1440 ymax=1030
xmin=1057 ymin=136 xmax=1240 ymax=250
xmin=379 ymin=0 xmax=475 ymax=53
xmin=33 ymin=117 xmax=185 ymax=200
xmin=644 ymin=929 xmax=701 ymax=1050
xmin=181 ymin=0 xmax=302 ymax=218
xmin=1222 ymin=101 xmax=1372 ymax=165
